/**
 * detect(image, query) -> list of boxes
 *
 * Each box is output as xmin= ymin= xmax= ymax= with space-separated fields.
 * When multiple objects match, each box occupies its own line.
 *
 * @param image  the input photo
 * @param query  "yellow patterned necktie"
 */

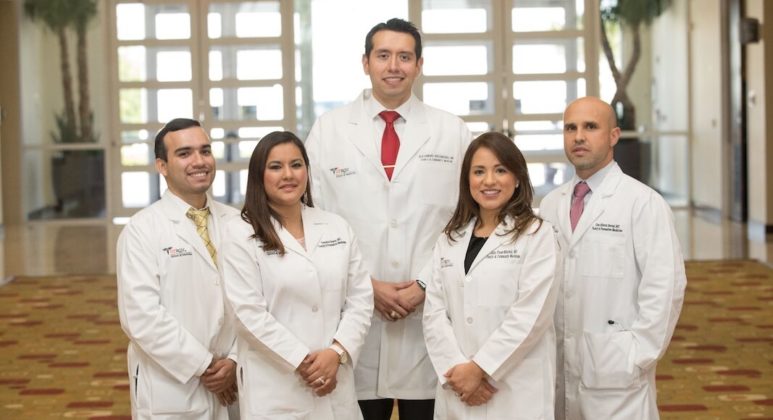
xmin=186 ymin=207 xmax=217 ymax=266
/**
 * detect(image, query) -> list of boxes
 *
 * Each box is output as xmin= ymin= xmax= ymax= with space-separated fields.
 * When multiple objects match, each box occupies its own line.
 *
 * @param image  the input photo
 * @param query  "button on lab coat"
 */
xmin=423 ymin=217 xmax=561 ymax=419
xmin=539 ymin=163 xmax=686 ymax=420
xmin=221 ymin=206 xmax=373 ymax=419
xmin=117 ymin=191 xmax=239 ymax=419
xmin=306 ymin=90 xmax=472 ymax=399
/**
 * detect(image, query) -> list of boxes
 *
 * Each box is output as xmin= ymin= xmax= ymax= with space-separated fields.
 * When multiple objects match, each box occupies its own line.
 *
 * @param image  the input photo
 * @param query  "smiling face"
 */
xmin=469 ymin=146 xmax=518 ymax=222
xmin=362 ymin=29 xmax=423 ymax=109
xmin=563 ymin=97 xmax=621 ymax=179
xmin=155 ymin=126 xmax=215 ymax=209
xmin=263 ymin=142 xmax=308 ymax=212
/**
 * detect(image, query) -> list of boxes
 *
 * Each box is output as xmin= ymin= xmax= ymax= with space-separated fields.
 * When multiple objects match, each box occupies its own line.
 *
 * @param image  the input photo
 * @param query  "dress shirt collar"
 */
xmin=363 ymin=88 xmax=414 ymax=123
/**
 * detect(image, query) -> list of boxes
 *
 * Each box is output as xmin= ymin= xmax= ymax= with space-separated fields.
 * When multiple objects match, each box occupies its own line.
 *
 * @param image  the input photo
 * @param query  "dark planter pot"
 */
xmin=51 ymin=150 xmax=105 ymax=217
xmin=614 ymin=136 xmax=650 ymax=183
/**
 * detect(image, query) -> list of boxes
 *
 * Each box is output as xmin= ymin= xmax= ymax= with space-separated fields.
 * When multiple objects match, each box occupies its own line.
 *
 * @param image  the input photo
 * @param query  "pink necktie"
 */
xmin=379 ymin=111 xmax=401 ymax=180
xmin=570 ymin=182 xmax=591 ymax=232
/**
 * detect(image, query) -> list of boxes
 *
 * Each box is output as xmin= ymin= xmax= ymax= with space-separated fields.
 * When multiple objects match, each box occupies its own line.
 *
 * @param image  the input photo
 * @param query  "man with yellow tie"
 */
xmin=117 ymin=118 xmax=240 ymax=419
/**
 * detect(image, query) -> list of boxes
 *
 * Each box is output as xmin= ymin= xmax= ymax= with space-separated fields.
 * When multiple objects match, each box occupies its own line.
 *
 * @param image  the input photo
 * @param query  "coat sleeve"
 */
xmin=221 ymin=221 xmax=310 ymax=370
xmin=472 ymin=224 xmax=561 ymax=381
xmin=629 ymin=192 xmax=686 ymax=370
xmin=422 ymin=237 xmax=468 ymax=383
xmin=332 ymin=223 xmax=374 ymax=367
xmin=116 ymin=220 xmax=212 ymax=384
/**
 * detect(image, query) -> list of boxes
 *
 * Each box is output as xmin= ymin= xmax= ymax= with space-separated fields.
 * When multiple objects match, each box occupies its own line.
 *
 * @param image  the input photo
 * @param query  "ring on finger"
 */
xmin=316 ymin=377 xmax=326 ymax=385
xmin=390 ymin=310 xmax=398 ymax=319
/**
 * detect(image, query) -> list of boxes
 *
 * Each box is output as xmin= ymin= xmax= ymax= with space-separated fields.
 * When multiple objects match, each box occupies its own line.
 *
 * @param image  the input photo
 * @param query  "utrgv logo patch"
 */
xmin=329 ymin=167 xmax=356 ymax=178
xmin=163 ymin=246 xmax=193 ymax=258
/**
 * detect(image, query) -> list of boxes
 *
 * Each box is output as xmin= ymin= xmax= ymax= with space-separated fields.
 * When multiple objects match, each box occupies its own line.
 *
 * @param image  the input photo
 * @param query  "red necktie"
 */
xmin=379 ymin=111 xmax=401 ymax=180
xmin=570 ymin=181 xmax=591 ymax=231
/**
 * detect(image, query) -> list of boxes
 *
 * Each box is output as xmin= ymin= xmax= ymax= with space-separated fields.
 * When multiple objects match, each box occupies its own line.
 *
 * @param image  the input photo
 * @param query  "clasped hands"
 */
xmin=201 ymin=357 xmax=238 ymax=406
xmin=444 ymin=361 xmax=498 ymax=406
xmin=297 ymin=347 xmax=340 ymax=397
xmin=372 ymin=278 xmax=424 ymax=322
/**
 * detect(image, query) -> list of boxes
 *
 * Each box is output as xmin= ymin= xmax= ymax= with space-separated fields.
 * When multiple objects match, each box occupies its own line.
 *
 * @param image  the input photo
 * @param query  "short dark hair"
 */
xmin=364 ymin=18 xmax=422 ymax=59
xmin=241 ymin=131 xmax=314 ymax=255
xmin=154 ymin=118 xmax=202 ymax=161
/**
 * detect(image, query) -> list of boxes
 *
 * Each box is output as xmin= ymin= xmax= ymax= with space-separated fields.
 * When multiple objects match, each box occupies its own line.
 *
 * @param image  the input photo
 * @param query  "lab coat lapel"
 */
xmin=346 ymin=95 xmax=388 ymax=179
xmin=569 ymin=167 xmax=623 ymax=247
xmin=301 ymin=207 xmax=325 ymax=256
xmin=447 ymin=221 xmax=474 ymax=278
xmin=161 ymin=194 xmax=218 ymax=272
xmin=467 ymin=217 xmax=512 ymax=273
xmin=392 ymin=100 xmax=430 ymax=181
xmin=554 ymin=182 xmax=574 ymax=244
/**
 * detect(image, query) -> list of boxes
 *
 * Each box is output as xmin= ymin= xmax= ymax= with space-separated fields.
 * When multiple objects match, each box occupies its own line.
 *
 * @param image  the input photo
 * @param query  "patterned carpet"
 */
xmin=0 ymin=260 xmax=771 ymax=419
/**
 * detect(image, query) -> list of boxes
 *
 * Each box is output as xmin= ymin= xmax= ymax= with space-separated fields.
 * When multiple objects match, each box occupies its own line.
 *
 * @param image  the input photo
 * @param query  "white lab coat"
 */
xmin=306 ymin=90 xmax=472 ymax=400
xmin=539 ymin=162 xmax=686 ymax=420
xmin=423 ymin=217 xmax=561 ymax=420
xmin=117 ymin=191 xmax=239 ymax=420
xmin=221 ymin=205 xmax=373 ymax=419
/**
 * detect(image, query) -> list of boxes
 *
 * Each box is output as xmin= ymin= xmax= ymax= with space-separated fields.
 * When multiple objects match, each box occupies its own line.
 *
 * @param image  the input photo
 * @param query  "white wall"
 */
xmin=689 ymin=0 xmax=724 ymax=210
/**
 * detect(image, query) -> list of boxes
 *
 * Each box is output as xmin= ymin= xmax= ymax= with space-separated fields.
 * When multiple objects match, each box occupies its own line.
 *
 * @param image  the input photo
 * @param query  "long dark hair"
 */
xmin=241 ymin=131 xmax=314 ymax=255
xmin=443 ymin=131 xmax=542 ymax=241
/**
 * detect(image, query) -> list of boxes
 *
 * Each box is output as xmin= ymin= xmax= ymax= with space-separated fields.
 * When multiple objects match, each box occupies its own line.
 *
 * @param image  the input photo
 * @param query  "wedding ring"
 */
xmin=316 ymin=377 xmax=326 ymax=385
xmin=390 ymin=310 xmax=398 ymax=319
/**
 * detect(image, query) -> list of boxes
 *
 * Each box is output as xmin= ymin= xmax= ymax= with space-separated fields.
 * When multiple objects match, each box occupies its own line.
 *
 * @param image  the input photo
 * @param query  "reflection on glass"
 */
xmin=512 ymin=1 xmax=584 ymax=32
xmin=26 ymin=150 xmax=106 ymax=219
xmin=513 ymin=80 xmax=585 ymax=114
xmin=157 ymin=51 xmax=192 ymax=81
xmin=121 ymin=143 xmax=151 ymax=166
xmin=423 ymin=45 xmax=489 ymax=76
xmin=236 ymin=49 xmax=283 ymax=80
xmin=422 ymin=8 xmax=488 ymax=33
xmin=513 ymin=40 xmax=584 ymax=74
xmin=155 ymin=13 xmax=191 ymax=40
xmin=423 ymin=82 xmax=491 ymax=116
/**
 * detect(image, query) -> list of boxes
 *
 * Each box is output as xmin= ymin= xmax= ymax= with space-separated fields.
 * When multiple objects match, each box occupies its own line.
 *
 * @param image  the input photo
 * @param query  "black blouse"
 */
xmin=464 ymin=234 xmax=488 ymax=274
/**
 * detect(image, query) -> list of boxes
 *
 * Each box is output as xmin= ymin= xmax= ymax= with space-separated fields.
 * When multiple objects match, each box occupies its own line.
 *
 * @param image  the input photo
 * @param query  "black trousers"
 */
xmin=358 ymin=398 xmax=434 ymax=420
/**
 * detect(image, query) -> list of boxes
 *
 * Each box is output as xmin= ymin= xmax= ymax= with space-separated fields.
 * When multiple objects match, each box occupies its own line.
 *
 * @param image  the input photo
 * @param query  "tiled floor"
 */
xmin=0 ymin=208 xmax=771 ymax=279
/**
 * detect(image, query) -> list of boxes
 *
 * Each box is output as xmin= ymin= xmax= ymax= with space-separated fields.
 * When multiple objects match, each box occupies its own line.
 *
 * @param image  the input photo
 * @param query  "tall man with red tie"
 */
xmin=540 ymin=97 xmax=686 ymax=420
xmin=305 ymin=18 xmax=472 ymax=420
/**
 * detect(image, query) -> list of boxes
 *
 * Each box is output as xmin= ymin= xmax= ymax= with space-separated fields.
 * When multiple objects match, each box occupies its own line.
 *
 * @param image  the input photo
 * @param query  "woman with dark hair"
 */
xmin=423 ymin=132 xmax=561 ymax=419
xmin=221 ymin=131 xmax=373 ymax=419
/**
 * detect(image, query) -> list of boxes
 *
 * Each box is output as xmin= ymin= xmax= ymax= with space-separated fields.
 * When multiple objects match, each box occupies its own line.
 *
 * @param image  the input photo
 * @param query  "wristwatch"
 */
xmin=329 ymin=342 xmax=348 ymax=365
xmin=416 ymin=279 xmax=427 ymax=291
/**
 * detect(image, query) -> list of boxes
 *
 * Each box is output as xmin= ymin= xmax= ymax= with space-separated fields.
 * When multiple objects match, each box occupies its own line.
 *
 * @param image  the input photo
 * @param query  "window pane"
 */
xmin=528 ymin=162 xmax=571 ymax=190
xmin=466 ymin=122 xmax=492 ymax=137
xmin=423 ymin=44 xmax=490 ymax=76
xmin=120 ymin=88 xmax=193 ymax=124
xmin=121 ymin=130 xmax=151 ymax=144
xmin=121 ymin=143 xmax=151 ymax=166
xmin=236 ymin=49 xmax=283 ymax=80
xmin=118 ymin=47 xmax=191 ymax=82
xmin=210 ymin=86 xmax=284 ymax=121
xmin=513 ymin=79 xmax=585 ymax=114
xmin=423 ymin=82 xmax=493 ymax=116
xmin=512 ymin=1 xmax=584 ymax=32
xmin=208 ymin=2 xmax=282 ymax=38
xmin=513 ymin=39 xmax=584 ymax=74
xmin=515 ymin=134 xmax=563 ymax=151
xmin=122 ymin=172 xmax=152 ymax=208
xmin=157 ymin=51 xmax=192 ymax=81
xmin=422 ymin=0 xmax=491 ymax=33
xmin=116 ymin=3 xmax=190 ymax=40
xmin=211 ymin=170 xmax=249 ymax=205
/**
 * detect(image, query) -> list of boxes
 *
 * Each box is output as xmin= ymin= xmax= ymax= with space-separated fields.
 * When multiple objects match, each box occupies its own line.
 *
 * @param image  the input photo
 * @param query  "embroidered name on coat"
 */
xmin=319 ymin=238 xmax=347 ymax=248
xmin=486 ymin=249 xmax=521 ymax=260
xmin=329 ymin=167 xmax=356 ymax=178
xmin=591 ymin=223 xmax=623 ymax=233
xmin=418 ymin=153 xmax=454 ymax=164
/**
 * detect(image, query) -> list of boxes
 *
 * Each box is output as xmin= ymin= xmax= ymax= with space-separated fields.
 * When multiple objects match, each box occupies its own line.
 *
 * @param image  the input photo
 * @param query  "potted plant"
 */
xmin=24 ymin=0 xmax=102 ymax=215
xmin=600 ymin=0 xmax=672 ymax=181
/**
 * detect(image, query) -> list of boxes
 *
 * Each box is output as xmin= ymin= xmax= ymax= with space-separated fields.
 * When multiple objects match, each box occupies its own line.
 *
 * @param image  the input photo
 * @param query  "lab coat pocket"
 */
xmin=580 ymin=330 xmax=638 ymax=389
xmin=580 ymin=237 xmax=625 ymax=278
xmin=147 ymin=365 xmax=203 ymax=415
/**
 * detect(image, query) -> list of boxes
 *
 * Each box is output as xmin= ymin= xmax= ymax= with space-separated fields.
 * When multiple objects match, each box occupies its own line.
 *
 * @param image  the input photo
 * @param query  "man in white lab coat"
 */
xmin=117 ymin=118 xmax=239 ymax=419
xmin=305 ymin=18 xmax=472 ymax=420
xmin=540 ymin=97 xmax=686 ymax=420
